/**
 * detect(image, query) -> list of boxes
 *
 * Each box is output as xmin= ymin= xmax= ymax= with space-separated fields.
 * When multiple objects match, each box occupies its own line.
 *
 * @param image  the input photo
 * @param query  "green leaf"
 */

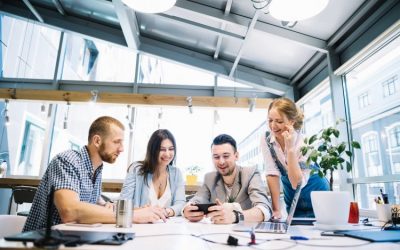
xmin=332 ymin=129 xmax=340 ymax=138
xmin=351 ymin=141 xmax=361 ymax=149
xmin=309 ymin=135 xmax=318 ymax=144
xmin=304 ymin=137 xmax=308 ymax=144
xmin=338 ymin=142 xmax=346 ymax=154
xmin=301 ymin=146 xmax=308 ymax=156
xmin=345 ymin=151 xmax=353 ymax=157
xmin=346 ymin=162 xmax=352 ymax=172
xmin=318 ymin=171 xmax=324 ymax=178
xmin=317 ymin=144 xmax=327 ymax=152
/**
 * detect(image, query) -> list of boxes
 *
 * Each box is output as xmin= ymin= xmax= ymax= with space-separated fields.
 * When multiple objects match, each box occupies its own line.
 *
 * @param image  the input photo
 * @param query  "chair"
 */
xmin=8 ymin=186 xmax=37 ymax=216
xmin=0 ymin=215 xmax=26 ymax=238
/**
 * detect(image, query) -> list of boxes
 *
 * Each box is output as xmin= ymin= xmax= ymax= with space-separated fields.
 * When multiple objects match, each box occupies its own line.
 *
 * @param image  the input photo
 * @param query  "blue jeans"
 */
xmin=282 ymin=173 xmax=329 ymax=217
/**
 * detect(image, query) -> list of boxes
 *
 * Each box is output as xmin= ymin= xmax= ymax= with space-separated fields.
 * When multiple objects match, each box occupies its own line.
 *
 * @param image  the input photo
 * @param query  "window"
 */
xmin=346 ymin=35 xmax=400 ymax=209
xmin=0 ymin=15 xmax=61 ymax=79
xmin=62 ymin=34 xmax=136 ymax=82
xmin=358 ymin=92 xmax=369 ymax=109
xmin=18 ymin=121 xmax=45 ymax=176
xmin=387 ymin=124 xmax=400 ymax=174
xmin=361 ymin=132 xmax=382 ymax=176
xmin=382 ymin=75 xmax=398 ymax=97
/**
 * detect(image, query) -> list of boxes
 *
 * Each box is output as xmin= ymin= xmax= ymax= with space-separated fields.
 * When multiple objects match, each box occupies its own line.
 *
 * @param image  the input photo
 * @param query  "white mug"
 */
xmin=311 ymin=191 xmax=351 ymax=225
xmin=376 ymin=204 xmax=391 ymax=222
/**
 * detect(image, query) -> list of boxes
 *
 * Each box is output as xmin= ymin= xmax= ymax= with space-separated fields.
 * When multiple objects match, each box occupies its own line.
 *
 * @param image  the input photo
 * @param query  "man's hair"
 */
xmin=211 ymin=134 xmax=237 ymax=152
xmin=88 ymin=116 xmax=124 ymax=142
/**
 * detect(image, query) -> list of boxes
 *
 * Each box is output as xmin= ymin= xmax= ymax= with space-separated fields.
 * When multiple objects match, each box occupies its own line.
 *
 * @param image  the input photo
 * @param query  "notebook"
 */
xmin=232 ymin=184 xmax=301 ymax=233
xmin=343 ymin=230 xmax=400 ymax=242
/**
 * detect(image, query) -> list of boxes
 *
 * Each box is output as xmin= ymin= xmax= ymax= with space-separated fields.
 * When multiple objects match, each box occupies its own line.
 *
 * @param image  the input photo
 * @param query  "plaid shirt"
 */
xmin=23 ymin=146 xmax=103 ymax=232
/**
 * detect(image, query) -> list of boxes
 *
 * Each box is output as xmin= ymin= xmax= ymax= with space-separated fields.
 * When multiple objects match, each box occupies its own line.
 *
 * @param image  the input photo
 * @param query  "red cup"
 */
xmin=348 ymin=201 xmax=359 ymax=224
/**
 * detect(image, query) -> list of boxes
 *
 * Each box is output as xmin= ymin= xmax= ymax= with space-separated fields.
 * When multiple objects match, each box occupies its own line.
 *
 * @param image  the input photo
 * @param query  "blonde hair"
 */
xmin=268 ymin=97 xmax=304 ymax=130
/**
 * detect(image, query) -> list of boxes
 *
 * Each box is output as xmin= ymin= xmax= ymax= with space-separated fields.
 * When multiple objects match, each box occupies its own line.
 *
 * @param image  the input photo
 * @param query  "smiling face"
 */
xmin=158 ymin=138 xmax=175 ymax=167
xmin=98 ymin=123 xmax=124 ymax=163
xmin=211 ymin=143 xmax=238 ymax=177
xmin=268 ymin=107 xmax=294 ymax=140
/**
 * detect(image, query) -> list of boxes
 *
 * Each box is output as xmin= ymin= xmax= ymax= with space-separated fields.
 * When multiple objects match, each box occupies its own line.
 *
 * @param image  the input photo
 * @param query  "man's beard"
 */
xmin=221 ymin=166 xmax=235 ymax=176
xmin=99 ymin=143 xmax=117 ymax=163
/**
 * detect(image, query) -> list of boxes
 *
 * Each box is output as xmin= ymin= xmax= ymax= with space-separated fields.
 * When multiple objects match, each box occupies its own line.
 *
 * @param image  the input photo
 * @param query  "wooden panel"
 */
xmin=0 ymin=177 xmax=199 ymax=193
xmin=0 ymin=88 xmax=272 ymax=109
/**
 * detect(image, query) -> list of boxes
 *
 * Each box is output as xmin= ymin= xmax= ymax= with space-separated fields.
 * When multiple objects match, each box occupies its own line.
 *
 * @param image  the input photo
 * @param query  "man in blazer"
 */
xmin=183 ymin=134 xmax=272 ymax=224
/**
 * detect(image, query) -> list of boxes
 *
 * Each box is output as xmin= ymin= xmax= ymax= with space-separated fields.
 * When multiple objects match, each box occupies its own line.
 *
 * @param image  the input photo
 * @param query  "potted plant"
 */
xmin=301 ymin=119 xmax=361 ymax=191
xmin=185 ymin=165 xmax=201 ymax=185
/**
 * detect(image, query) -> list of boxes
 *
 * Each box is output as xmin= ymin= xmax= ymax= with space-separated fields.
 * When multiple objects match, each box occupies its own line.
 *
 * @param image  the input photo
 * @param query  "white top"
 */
xmin=261 ymin=131 xmax=310 ymax=187
xmin=149 ymin=179 xmax=172 ymax=208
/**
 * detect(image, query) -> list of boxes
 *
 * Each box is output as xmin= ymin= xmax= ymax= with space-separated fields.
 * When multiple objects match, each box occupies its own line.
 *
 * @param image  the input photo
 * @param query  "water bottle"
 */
xmin=116 ymin=199 xmax=132 ymax=228
xmin=0 ymin=160 xmax=7 ymax=178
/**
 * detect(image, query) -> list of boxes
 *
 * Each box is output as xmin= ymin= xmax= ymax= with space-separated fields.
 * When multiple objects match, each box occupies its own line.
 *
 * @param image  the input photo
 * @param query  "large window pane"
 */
xmin=346 ymin=36 xmax=400 ymax=209
xmin=61 ymin=34 xmax=136 ymax=82
xmin=0 ymin=15 xmax=60 ymax=79
xmin=138 ymin=54 xmax=215 ymax=86
xmin=50 ymin=103 xmax=131 ymax=179
xmin=4 ymin=101 xmax=49 ymax=176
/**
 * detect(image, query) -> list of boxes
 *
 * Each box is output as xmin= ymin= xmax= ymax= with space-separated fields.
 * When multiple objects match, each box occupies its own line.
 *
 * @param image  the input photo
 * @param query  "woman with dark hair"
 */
xmin=261 ymin=98 xmax=329 ymax=219
xmin=120 ymin=129 xmax=185 ymax=221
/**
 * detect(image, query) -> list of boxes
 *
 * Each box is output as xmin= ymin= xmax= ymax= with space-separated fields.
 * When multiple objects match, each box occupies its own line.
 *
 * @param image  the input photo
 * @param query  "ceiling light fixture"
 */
xmin=186 ymin=96 xmax=193 ymax=114
xmin=122 ymin=0 xmax=176 ymax=14
xmin=269 ymin=0 xmax=329 ymax=22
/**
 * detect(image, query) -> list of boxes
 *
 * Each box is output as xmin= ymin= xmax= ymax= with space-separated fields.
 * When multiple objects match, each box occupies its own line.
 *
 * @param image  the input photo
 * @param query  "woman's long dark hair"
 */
xmin=138 ymin=129 xmax=177 ymax=185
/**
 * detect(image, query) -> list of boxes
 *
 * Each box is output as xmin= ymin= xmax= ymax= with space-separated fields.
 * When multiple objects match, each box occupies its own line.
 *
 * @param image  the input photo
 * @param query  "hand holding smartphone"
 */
xmin=194 ymin=203 xmax=217 ymax=214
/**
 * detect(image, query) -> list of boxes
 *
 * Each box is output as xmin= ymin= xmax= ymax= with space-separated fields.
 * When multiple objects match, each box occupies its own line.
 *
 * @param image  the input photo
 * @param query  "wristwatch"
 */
xmin=233 ymin=210 xmax=244 ymax=224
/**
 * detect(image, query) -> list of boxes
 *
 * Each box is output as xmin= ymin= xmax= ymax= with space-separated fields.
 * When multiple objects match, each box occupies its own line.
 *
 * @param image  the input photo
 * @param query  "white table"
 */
xmin=1 ymin=217 xmax=399 ymax=249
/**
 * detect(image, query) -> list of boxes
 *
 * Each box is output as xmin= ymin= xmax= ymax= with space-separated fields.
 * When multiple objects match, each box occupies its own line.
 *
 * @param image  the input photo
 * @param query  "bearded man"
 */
xmin=183 ymin=134 xmax=272 ymax=224
xmin=23 ymin=116 xmax=125 ymax=231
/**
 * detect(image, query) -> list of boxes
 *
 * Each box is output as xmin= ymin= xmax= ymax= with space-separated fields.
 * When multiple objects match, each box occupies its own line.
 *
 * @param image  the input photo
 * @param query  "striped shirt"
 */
xmin=23 ymin=146 xmax=103 ymax=232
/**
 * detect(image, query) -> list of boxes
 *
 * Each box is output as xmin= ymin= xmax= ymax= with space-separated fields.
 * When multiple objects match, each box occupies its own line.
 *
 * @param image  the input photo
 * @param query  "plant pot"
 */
xmin=186 ymin=175 xmax=197 ymax=185
xmin=311 ymin=191 xmax=351 ymax=225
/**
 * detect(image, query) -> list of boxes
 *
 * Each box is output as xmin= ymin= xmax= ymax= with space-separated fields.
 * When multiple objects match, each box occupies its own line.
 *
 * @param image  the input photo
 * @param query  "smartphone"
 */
xmin=65 ymin=222 xmax=102 ymax=227
xmin=194 ymin=203 xmax=217 ymax=214
xmin=320 ymin=230 xmax=346 ymax=237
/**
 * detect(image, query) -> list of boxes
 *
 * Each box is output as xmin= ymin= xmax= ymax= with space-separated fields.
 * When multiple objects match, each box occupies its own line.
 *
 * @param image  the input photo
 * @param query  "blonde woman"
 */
xmin=261 ymin=98 xmax=329 ymax=218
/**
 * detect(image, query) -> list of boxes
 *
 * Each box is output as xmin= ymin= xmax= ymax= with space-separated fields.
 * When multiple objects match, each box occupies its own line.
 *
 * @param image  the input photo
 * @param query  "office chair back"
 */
xmin=8 ymin=186 xmax=37 ymax=216
xmin=0 ymin=215 xmax=27 ymax=238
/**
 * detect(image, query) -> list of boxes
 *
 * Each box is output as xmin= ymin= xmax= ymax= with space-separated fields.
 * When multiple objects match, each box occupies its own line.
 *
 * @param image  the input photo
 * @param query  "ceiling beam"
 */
xmin=0 ymin=78 xmax=277 ymax=99
xmin=21 ymin=0 xmax=44 ymax=23
xmin=290 ymin=52 xmax=325 ymax=85
xmin=112 ymin=0 xmax=140 ymax=50
xmin=157 ymin=13 xmax=243 ymax=40
xmin=229 ymin=10 xmax=260 ymax=78
xmin=140 ymin=36 xmax=291 ymax=95
xmin=51 ymin=0 xmax=65 ymax=16
xmin=172 ymin=0 xmax=327 ymax=52
xmin=214 ymin=0 xmax=233 ymax=59
xmin=0 ymin=88 xmax=273 ymax=109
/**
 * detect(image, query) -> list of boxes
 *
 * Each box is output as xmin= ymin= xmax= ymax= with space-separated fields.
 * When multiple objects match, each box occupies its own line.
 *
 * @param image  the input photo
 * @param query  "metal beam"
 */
xmin=290 ymin=52 xmax=325 ymax=85
xmin=172 ymin=0 xmax=327 ymax=52
xmin=112 ymin=0 xmax=140 ymax=50
xmin=0 ymin=79 xmax=278 ymax=99
xmin=21 ymin=0 xmax=44 ymax=23
xmin=51 ymin=0 xmax=65 ymax=16
xmin=0 ymin=0 xmax=127 ymax=46
xmin=214 ymin=0 xmax=233 ymax=59
xmin=139 ymin=36 xmax=291 ymax=95
xmin=157 ymin=13 xmax=243 ymax=41
xmin=229 ymin=10 xmax=260 ymax=78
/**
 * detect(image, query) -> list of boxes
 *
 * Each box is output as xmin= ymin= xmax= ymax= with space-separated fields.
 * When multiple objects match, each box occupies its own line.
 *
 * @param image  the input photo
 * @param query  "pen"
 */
xmin=380 ymin=189 xmax=389 ymax=204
